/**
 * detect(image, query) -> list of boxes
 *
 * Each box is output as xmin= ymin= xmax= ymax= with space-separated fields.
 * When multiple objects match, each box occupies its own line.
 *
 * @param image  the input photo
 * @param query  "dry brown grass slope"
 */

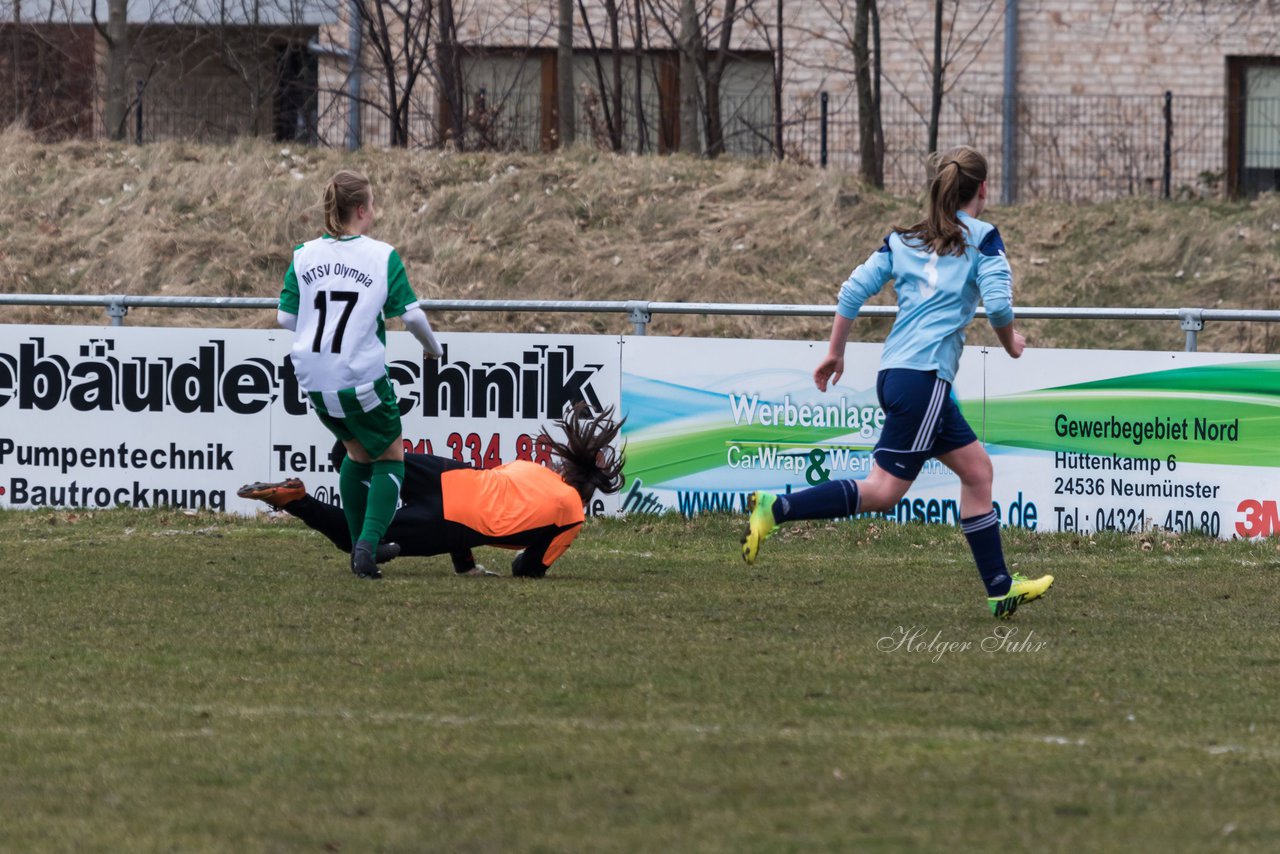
xmin=4 ymin=129 xmax=1280 ymax=352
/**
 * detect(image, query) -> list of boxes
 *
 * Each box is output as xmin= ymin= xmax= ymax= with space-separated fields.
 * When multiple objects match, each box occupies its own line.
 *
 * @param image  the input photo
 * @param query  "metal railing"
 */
xmin=5 ymin=294 xmax=1280 ymax=352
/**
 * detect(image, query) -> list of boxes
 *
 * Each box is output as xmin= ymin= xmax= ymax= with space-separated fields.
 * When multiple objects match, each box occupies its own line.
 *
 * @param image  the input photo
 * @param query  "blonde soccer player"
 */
xmin=278 ymin=170 xmax=443 ymax=579
xmin=740 ymin=146 xmax=1053 ymax=618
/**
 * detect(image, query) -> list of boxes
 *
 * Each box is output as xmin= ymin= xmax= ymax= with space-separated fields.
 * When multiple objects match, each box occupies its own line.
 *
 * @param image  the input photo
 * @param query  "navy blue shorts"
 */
xmin=873 ymin=369 xmax=978 ymax=480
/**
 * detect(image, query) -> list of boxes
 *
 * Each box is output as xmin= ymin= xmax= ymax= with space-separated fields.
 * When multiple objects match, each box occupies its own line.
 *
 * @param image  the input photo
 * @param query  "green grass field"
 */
xmin=4 ymin=508 xmax=1279 ymax=852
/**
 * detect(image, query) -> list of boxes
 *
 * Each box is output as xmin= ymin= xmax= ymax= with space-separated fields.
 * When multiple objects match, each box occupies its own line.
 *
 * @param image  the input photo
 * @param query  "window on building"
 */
xmin=571 ymin=53 xmax=670 ymax=153
xmin=274 ymin=42 xmax=318 ymax=143
xmin=1228 ymin=57 xmax=1280 ymax=197
xmin=459 ymin=52 xmax=545 ymax=151
xmin=712 ymin=57 xmax=775 ymax=157
xmin=456 ymin=49 xmax=774 ymax=156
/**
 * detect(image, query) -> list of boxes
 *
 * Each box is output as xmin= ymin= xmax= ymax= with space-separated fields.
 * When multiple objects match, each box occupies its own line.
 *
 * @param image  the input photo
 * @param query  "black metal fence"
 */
xmin=787 ymin=91 xmax=1231 ymax=202
xmin=313 ymin=89 xmax=1250 ymax=203
xmin=322 ymin=88 xmax=1233 ymax=203
xmin=12 ymin=69 xmax=1250 ymax=203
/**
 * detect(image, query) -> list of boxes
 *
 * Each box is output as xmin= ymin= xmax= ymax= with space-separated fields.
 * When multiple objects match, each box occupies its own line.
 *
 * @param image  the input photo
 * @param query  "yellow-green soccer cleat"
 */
xmin=741 ymin=491 xmax=778 ymax=565
xmin=988 ymin=572 xmax=1055 ymax=619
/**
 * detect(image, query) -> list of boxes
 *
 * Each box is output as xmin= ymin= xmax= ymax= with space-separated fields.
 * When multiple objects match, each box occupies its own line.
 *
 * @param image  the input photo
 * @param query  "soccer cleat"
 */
xmin=237 ymin=478 xmax=305 ymax=509
xmin=740 ymin=491 xmax=778 ymax=565
xmin=450 ymin=548 xmax=480 ymax=574
xmin=988 ymin=572 xmax=1054 ymax=618
xmin=375 ymin=542 xmax=401 ymax=565
xmin=351 ymin=541 xmax=382 ymax=580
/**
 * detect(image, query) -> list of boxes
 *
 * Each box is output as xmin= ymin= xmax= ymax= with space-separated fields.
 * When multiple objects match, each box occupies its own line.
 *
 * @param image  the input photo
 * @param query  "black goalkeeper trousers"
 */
xmin=285 ymin=448 xmax=479 ymax=569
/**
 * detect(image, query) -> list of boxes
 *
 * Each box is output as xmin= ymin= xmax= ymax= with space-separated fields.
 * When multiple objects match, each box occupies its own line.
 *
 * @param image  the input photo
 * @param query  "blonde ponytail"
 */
xmin=322 ymin=170 xmax=372 ymax=237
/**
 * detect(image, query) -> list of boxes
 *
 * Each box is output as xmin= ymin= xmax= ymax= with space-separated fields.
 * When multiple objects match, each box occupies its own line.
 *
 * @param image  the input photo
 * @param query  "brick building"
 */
xmin=1 ymin=0 xmax=332 ymax=142
xmin=306 ymin=1 xmax=1279 ymax=198
xmin=778 ymin=0 xmax=1280 ymax=198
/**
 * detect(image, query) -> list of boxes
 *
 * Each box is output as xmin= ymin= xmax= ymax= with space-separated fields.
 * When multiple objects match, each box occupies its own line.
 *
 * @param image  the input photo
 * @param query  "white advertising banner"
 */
xmin=4 ymin=325 xmax=1278 ymax=538
xmin=0 ymin=326 xmax=623 ymax=516
xmin=619 ymin=337 xmax=1280 ymax=538
xmin=619 ymin=336 xmax=985 ymax=524
xmin=979 ymin=348 xmax=1280 ymax=538
xmin=0 ymin=327 xmax=278 ymax=514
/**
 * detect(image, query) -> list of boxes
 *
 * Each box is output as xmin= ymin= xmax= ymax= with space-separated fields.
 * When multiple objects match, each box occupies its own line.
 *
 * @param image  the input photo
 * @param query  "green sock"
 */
xmin=359 ymin=460 xmax=404 ymax=550
xmin=339 ymin=458 xmax=373 ymax=546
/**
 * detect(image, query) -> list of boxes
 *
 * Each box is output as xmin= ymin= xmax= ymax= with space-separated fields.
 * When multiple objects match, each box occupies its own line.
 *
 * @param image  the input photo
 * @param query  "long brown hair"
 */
xmin=322 ymin=170 xmax=372 ymax=237
xmin=894 ymin=146 xmax=988 ymax=257
xmin=541 ymin=403 xmax=626 ymax=503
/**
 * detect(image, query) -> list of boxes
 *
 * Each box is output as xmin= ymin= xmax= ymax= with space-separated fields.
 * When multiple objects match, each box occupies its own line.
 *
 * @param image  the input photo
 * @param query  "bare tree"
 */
xmin=4 ymin=1 xmax=16 ymax=126
xmin=799 ymin=0 xmax=885 ymax=182
xmin=606 ymin=0 xmax=624 ymax=149
xmin=576 ymin=0 xmax=625 ymax=151
xmin=882 ymin=0 xmax=999 ymax=158
xmin=646 ymin=0 xmax=755 ymax=156
xmin=741 ymin=0 xmax=786 ymax=160
xmin=2 ymin=0 xmax=100 ymax=139
xmin=702 ymin=0 xmax=736 ymax=156
xmin=173 ymin=0 xmax=322 ymax=140
xmin=628 ymin=0 xmax=652 ymax=153
xmin=927 ymin=0 xmax=942 ymax=153
xmin=101 ymin=0 xmax=130 ymax=139
xmin=349 ymin=0 xmax=437 ymax=147
xmin=437 ymin=0 xmax=465 ymax=147
xmin=557 ymin=0 xmax=575 ymax=146
xmin=84 ymin=0 xmax=168 ymax=143
xmin=854 ymin=0 xmax=883 ymax=185
xmin=1146 ymin=1 xmax=1280 ymax=46
xmin=773 ymin=0 xmax=783 ymax=159
xmin=676 ymin=0 xmax=700 ymax=153
xmin=346 ymin=0 xmax=480 ymax=149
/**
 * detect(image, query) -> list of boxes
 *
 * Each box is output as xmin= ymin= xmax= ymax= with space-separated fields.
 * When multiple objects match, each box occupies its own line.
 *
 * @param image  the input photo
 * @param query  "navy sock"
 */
xmin=774 ymin=479 xmax=860 ymax=523
xmin=962 ymin=510 xmax=1011 ymax=596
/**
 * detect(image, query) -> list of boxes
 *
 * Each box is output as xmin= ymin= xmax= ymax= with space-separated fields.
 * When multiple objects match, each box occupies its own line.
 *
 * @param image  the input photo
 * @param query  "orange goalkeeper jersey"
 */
xmin=440 ymin=460 xmax=584 ymax=567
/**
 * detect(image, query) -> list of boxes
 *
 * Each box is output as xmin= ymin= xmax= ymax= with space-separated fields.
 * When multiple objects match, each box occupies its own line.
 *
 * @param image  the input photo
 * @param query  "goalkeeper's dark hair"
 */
xmin=541 ymin=403 xmax=626 ymax=503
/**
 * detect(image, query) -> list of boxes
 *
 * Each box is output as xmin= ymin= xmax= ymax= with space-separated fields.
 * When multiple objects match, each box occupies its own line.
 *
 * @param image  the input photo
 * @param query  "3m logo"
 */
xmin=1236 ymin=499 xmax=1280 ymax=538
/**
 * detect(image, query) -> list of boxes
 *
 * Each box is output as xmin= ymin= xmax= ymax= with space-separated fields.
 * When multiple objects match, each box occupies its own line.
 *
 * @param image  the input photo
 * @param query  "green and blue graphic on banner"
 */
xmin=980 ymin=361 xmax=1280 ymax=466
xmin=619 ymin=337 xmax=972 ymax=521
xmin=619 ymin=338 xmax=1280 ymax=539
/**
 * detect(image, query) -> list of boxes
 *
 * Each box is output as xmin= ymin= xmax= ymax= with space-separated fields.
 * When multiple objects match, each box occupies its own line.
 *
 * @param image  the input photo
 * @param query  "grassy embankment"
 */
xmin=4 ymin=129 xmax=1280 ymax=353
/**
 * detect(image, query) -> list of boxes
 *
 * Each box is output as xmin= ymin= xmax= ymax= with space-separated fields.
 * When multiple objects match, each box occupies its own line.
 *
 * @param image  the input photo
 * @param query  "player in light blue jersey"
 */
xmin=741 ymin=146 xmax=1053 ymax=618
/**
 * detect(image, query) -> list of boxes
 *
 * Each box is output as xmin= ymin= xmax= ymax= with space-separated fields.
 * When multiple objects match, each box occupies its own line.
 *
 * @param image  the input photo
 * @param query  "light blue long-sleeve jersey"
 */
xmin=836 ymin=211 xmax=1014 ymax=383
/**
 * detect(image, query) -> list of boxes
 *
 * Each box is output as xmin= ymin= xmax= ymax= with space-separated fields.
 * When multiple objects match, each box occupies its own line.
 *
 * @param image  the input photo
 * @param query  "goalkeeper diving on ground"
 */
xmin=239 ymin=405 xmax=625 ymax=579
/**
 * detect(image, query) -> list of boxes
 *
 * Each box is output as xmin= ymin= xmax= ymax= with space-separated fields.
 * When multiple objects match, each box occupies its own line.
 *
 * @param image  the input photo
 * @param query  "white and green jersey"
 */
xmin=279 ymin=235 xmax=417 ymax=394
